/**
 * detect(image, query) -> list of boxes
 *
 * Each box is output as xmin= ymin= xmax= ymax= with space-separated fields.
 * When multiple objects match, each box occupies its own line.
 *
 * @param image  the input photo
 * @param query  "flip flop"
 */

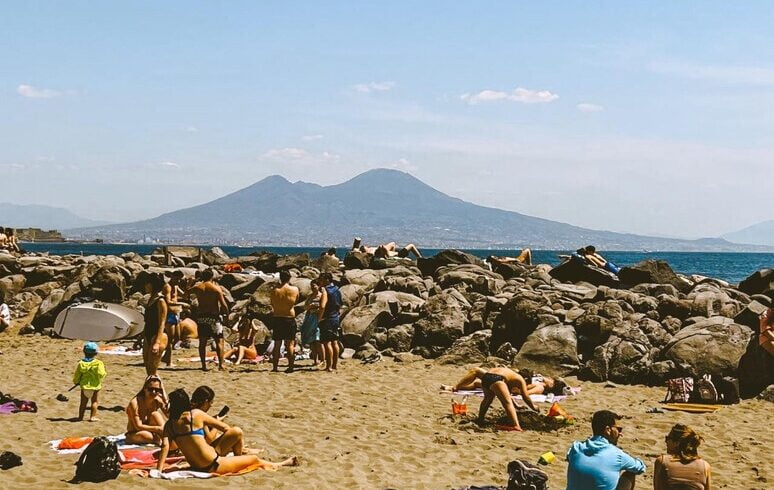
xmin=496 ymin=424 xmax=523 ymax=432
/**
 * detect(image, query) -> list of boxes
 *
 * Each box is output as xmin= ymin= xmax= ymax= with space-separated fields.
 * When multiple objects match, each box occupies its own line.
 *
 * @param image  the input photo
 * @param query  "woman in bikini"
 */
xmin=157 ymin=388 xmax=298 ymax=475
xmin=143 ymin=273 xmax=168 ymax=376
xmin=223 ymin=316 xmax=259 ymax=364
xmin=442 ymin=367 xmax=567 ymax=396
xmin=125 ymin=375 xmax=169 ymax=445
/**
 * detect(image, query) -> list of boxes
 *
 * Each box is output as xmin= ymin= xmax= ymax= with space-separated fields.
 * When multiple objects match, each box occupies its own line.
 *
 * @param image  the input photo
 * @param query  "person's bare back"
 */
xmin=271 ymin=283 xmax=299 ymax=318
xmin=190 ymin=281 xmax=226 ymax=316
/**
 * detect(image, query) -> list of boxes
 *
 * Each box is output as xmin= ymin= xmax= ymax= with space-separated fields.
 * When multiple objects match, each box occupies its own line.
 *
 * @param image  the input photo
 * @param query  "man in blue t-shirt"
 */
xmin=317 ymin=272 xmax=342 ymax=371
xmin=566 ymin=410 xmax=645 ymax=490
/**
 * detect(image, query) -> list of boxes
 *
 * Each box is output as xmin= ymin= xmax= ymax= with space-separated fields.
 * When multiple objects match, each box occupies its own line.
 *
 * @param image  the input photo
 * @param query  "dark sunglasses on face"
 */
xmin=146 ymin=387 xmax=162 ymax=394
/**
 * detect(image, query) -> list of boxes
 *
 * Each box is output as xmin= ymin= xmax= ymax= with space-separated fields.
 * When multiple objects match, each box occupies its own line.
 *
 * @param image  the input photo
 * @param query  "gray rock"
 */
xmin=340 ymin=302 xmax=393 ymax=348
xmin=513 ymin=324 xmax=578 ymax=375
xmin=437 ymin=329 xmax=492 ymax=365
xmin=230 ymin=276 xmax=265 ymax=300
xmin=738 ymin=268 xmax=774 ymax=296
xmin=368 ymin=290 xmax=425 ymax=312
xmin=343 ymin=269 xmax=386 ymax=290
xmin=343 ymin=251 xmax=371 ymax=269
xmin=549 ymin=260 xmax=619 ymax=287
xmin=312 ymin=254 xmax=341 ymax=273
xmin=385 ymin=324 xmax=415 ymax=352
xmin=436 ymin=264 xmax=505 ymax=296
xmin=660 ymin=317 xmax=752 ymax=377
xmin=392 ymin=352 xmax=423 ymax=363
xmin=0 ymin=274 xmax=26 ymax=302
xmin=276 ymin=253 xmax=310 ymax=271
xmin=352 ymin=342 xmax=379 ymax=360
xmin=417 ymin=249 xmax=485 ymax=277
xmin=757 ymin=385 xmax=774 ymax=402
xmin=619 ymin=260 xmax=688 ymax=292
xmin=413 ymin=291 xmax=468 ymax=348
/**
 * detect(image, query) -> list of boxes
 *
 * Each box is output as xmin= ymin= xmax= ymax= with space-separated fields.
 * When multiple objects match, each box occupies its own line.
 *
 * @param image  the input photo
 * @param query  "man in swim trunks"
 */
xmin=162 ymin=270 xmax=189 ymax=367
xmin=476 ymin=367 xmax=539 ymax=431
xmin=188 ymin=268 xmax=229 ymax=371
xmin=270 ymin=270 xmax=300 ymax=373
xmin=318 ymin=272 xmax=343 ymax=371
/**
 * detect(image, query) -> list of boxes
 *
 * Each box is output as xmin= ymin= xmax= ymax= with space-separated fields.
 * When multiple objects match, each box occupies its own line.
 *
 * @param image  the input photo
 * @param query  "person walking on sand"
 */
xmin=566 ymin=410 xmax=646 ymax=490
xmin=475 ymin=367 xmax=539 ymax=431
xmin=162 ymin=270 xmax=188 ymax=367
xmin=317 ymin=272 xmax=343 ymax=371
xmin=189 ymin=268 xmax=229 ymax=371
xmin=654 ymin=424 xmax=712 ymax=490
xmin=142 ymin=273 xmax=168 ymax=376
xmin=72 ymin=342 xmax=107 ymax=422
xmin=270 ymin=270 xmax=300 ymax=373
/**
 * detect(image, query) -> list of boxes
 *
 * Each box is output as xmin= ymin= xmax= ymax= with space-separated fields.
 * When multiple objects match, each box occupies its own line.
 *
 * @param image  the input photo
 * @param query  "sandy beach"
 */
xmin=0 ymin=335 xmax=768 ymax=489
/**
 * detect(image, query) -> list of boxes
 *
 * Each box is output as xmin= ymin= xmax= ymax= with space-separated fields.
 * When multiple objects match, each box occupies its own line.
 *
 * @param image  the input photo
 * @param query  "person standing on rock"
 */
xmin=162 ymin=270 xmax=188 ymax=367
xmin=143 ymin=273 xmax=169 ymax=376
xmin=475 ymin=367 xmax=538 ymax=431
xmin=189 ymin=268 xmax=229 ymax=371
xmin=317 ymin=272 xmax=343 ymax=372
xmin=269 ymin=270 xmax=300 ymax=373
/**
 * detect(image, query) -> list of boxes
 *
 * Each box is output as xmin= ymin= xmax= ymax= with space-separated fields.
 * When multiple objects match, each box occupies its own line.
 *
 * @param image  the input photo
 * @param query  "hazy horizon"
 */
xmin=3 ymin=2 xmax=774 ymax=238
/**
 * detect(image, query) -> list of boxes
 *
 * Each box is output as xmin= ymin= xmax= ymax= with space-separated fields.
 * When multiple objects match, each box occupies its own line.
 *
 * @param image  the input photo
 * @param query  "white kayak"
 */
xmin=54 ymin=302 xmax=144 ymax=341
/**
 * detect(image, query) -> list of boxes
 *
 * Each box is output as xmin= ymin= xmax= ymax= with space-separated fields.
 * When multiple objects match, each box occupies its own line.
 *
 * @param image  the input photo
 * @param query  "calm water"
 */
xmin=22 ymin=243 xmax=774 ymax=284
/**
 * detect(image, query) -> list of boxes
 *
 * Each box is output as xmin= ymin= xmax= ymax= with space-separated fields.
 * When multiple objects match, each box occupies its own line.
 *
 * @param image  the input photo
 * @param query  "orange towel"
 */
xmin=58 ymin=437 xmax=93 ymax=450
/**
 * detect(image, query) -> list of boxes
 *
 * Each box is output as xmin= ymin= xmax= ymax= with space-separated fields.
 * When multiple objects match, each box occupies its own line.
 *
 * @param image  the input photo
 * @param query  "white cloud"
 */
xmin=650 ymin=61 xmax=774 ymax=86
xmin=387 ymin=158 xmax=418 ymax=173
xmin=157 ymin=161 xmax=181 ymax=169
xmin=261 ymin=147 xmax=310 ymax=160
xmin=185 ymin=126 xmax=199 ymax=133
xmin=461 ymin=87 xmax=559 ymax=105
xmin=0 ymin=163 xmax=26 ymax=170
xmin=353 ymin=81 xmax=396 ymax=93
xmin=17 ymin=84 xmax=61 ymax=99
xmin=301 ymin=134 xmax=324 ymax=141
xmin=261 ymin=147 xmax=340 ymax=166
xmin=577 ymin=103 xmax=604 ymax=113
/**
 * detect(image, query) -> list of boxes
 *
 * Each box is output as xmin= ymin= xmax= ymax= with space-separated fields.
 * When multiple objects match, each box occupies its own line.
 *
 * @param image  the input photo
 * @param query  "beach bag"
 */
xmin=712 ymin=376 xmax=740 ymax=404
xmin=664 ymin=377 xmax=694 ymax=403
xmin=73 ymin=436 xmax=120 ymax=483
xmin=0 ymin=451 xmax=22 ymax=470
xmin=694 ymin=375 xmax=718 ymax=403
xmin=507 ymin=459 xmax=548 ymax=490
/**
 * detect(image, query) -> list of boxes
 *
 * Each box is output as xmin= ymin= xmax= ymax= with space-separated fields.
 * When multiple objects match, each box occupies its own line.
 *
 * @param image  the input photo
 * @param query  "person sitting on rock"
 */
xmin=442 ymin=367 xmax=566 ymax=396
xmin=489 ymin=248 xmax=532 ymax=267
xmin=4 ymin=228 xmax=20 ymax=253
xmin=475 ymin=367 xmax=539 ymax=431
xmin=758 ymin=306 xmax=774 ymax=355
xmin=125 ymin=375 xmax=169 ymax=445
xmin=0 ymin=228 xmax=7 ymax=249
xmin=583 ymin=245 xmax=621 ymax=275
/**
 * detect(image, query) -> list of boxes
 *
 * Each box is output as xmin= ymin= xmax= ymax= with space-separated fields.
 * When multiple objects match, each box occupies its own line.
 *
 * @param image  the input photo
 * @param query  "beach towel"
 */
xmin=180 ymin=353 xmax=264 ymax=365
xmin=661 ymin=403 xmax=723 ymax=413
xmin=0 ymin=397 xmax=37 ymax=414
xmin=131 ymin=460 xmax=279 ymax=479
xmin=441 ymin=387 xmax=580 ymax=405
xmin=49 ymin=434 xmax=142 ymax=455
xmin=120 ymin=449 xmax=185 ymax=470
xmin=96 ymin=345 xmax=143 ymax=356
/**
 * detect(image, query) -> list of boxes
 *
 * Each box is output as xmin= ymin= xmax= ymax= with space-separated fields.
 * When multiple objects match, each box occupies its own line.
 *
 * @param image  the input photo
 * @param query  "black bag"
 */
xmin=0 ymin=451 xmax=22 ymax=470
xmin=73 ymin=437 xmax=121 ymax=483
xmin=507 ymin=459 xmax=548 ymax=490
xmin=712 ymin=376 xmax=740 ymax=405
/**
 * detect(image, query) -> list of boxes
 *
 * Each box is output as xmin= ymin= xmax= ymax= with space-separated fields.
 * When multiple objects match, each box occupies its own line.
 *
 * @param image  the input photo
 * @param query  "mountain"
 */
xmin=68 ymin=169 xmax=773 ymax=251
xmin=722 ymin=220 xmax=774 ymax=246
xmin=0 ymin=203 xmax=110 ymax=230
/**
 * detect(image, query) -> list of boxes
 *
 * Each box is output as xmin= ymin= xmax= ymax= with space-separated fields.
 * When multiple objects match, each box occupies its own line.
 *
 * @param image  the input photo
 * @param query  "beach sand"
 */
xmin=0 ymin=335 xmax=769 ymax=489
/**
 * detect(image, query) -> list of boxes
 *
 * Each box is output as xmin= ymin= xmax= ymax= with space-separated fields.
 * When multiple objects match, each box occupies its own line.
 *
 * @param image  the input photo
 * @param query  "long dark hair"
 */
xmin=167 ymin=388 xmax=191 ymax=423
xmin=191 ymin=385 xmax=215 ymax=408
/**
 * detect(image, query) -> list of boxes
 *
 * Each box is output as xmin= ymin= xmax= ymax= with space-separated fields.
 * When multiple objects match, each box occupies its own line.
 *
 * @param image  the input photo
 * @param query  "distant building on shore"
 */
xmin=17 ymin=228 xmax=65 ymax=242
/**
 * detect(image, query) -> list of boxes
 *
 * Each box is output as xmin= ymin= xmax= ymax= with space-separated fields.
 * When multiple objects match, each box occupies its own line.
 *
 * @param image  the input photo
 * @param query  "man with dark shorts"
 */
xmin=270 ymin=270 xmax=300 ymax=373
xmin=188 ymin=268 xmax=229 ymax=371
xmin=476 ymin=367 xmax=539 ymax=431
xmin=317 ymin=272 xmax=343 ymax=372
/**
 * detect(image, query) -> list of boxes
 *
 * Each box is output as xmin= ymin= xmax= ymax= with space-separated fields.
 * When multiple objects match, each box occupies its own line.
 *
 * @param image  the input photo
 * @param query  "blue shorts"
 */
xmin=166 ymin=312 xmax=180 ymax=325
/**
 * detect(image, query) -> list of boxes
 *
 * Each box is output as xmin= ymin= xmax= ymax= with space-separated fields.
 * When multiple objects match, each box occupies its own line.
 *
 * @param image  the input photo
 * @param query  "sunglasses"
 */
xmin=613 ymin=426 xmax=624 ymax=433
xmin=146 ymin=387 xmax=162 ymax=394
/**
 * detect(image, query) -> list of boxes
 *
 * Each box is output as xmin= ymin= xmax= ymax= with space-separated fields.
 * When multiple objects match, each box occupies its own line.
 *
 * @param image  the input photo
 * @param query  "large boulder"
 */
xmin=340 ymin=302 xmax=393 ymax=348
xmin=385 ymin=323 xmax=415 ymax=352
xmin=230 ymin=276 xmax=265 ymax=300
xmin=549 ymin=260 xmax=619 ymax=288
xmin=0 ymin=274 xmax=26 ymax=303
xmin=339 ymin=284 xmax=366 ymax=308
xmin=738 ymin=268 xmax=774 ymax=296
xmin=417 ymin=249 xmax=485 ymax=277
xmin=312 ymin=254 xmax=341 ymax=273
xmin=733 ymin=300 xmax=769 ymax=331
xmin=246 ymin=251 xmax=280 ymax=272
xmin=343 ymin=251 xmax=371 ymax=270
xmin=34 ymin=288 xmax=66 ymax=329
xmin=374 ymin=274 xmax=428 ymax=298
xmin=413 ymin=291 xmax=468 ymax=349
xmin=437 ymin=330 xmax=492 ymax=365
xmin=583 ymin=333 xmax=653 ymax=384
xmin=343 ymin=269 xmax=386 ymax=290
xmin=660 ymin=317 xmax=752 ymax=377
xmin=513 ymin=324 xmax=579 ymax=375
xmin=436 ymin=264 xmax=505 ymax=296
xmin=737 ymin=335 xmax=774 ymax=398
xmin=88 ymin=266 xmax=127 ymax=303
xmin=247 ymin=281 xmax=279 ymax=319
xmin=201 ymin=247 xmax=231 ymax=266
xmin=619 ymin=260 xmax=688 ymax=292
xmin=368 ymin=291 xmax=425 ymax=312
xmin=275 ymin=253 xmax=310 ymax=271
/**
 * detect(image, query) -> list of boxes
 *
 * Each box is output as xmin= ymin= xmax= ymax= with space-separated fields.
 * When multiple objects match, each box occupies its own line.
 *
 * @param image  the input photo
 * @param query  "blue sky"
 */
xmin=2 ymin=1 xmax=773 ymax=237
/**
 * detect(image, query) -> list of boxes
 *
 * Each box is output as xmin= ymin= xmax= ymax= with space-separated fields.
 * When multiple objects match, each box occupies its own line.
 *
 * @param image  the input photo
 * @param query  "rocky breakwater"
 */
xmin=0 ymin=246 xmax=771 ymax=398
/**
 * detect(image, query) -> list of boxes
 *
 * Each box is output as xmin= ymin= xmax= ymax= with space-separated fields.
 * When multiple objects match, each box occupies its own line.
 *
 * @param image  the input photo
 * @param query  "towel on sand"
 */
xmin=441 ymin=387 xmax=581 ymax=404
xmin=129 ymin=461 xmax=278 ymax=479
xmin=120 ymin=449 xmax=185 ymax=470
xmin=96 ymin=345 xmax=143 ymax=356
xmin=49 ymin=434 xmax=142 ymax=454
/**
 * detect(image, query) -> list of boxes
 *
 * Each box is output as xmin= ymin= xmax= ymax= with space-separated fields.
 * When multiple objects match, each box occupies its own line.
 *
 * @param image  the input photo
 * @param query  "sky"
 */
xmin=2 ymin=1 xmax=773 ymax=238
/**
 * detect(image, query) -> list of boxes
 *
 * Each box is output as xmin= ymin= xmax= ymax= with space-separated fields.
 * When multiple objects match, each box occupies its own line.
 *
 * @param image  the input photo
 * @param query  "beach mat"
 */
xmin=49 ymin=434 xmax=143 ymax=454
xmin=661 ymin=403 xmax=723 ymax=413
xmin=130 ymin=460 xmax=279 ymax=479
xmin=120 ymin=448 xmax=185 ymax=470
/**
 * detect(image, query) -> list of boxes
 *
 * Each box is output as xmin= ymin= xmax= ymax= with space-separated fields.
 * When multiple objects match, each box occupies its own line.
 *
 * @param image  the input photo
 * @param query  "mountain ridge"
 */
xmin=67 ymin=169 xmax=773 ymax=251
xmin=0 ymin=203 xmax=110 ymax=230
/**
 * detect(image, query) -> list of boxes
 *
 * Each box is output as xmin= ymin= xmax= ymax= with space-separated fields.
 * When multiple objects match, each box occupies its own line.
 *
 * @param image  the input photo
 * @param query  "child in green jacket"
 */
xmin=73 ymin=342 xmax=107 ymax=421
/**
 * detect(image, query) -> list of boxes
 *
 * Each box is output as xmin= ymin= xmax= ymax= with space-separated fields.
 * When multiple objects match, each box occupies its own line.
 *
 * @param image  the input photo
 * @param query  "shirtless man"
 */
xmin=269 ymin=270 xmax=300 ymax=373
xmin=188 ymin=268 xmax=229 ymax=371
xmin=352 ymin=237 xmax=421 ymax=259
xmin=162 ymin=270 xmax=189 ymax=367
xmin=476 ymin=367 xmax=539 ymax=431
xmin=489 ymin=248 xmax=532 ymax=266
xmin=125 ymin=375 xmax=168 ymax=445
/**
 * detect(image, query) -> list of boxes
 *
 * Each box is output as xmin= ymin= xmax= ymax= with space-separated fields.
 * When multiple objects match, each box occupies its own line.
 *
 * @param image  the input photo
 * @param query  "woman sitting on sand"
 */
xmin=157 ymin=388 xmax=298 ymax=475
xmin=654 ymin=424 xmax=712 ymax=489
xmin=224 ymin=317 xmax=259 ymax=364
xmin=142 ymin=273 xmax=168 ymax=376
xmin=441 ymin=367 xmax=567 ymax=396
xmin=125 ymin=375 xmax=169 ymax=445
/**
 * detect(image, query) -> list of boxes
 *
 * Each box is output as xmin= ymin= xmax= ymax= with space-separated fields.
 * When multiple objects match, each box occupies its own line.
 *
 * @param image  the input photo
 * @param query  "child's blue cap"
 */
xmin=83 ymin=342 xmax=99 ymax=354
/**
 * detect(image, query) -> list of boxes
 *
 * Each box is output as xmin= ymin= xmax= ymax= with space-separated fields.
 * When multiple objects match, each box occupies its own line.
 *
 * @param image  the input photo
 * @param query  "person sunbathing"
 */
xmin=441 ymin=367 xmax=566 ymax=396
xmin=125 ymin=375 xmax=169 ymax=445
xmin=654 ymin=424 xmax=712 ymax=490
xmin=583 ymin=245 xmax=621 ymax=275
xmin=373 ymin=242 xmax=422 ymax=259
xmin=489 ymin=248 xmax=532 ymax=266
xmin=223 ymin=316 xmax=259 ymax=364
xmin=157 ymin=388 xmax=297 ymax=475
xmin=476 ymin=367 xmax=539 ymax=431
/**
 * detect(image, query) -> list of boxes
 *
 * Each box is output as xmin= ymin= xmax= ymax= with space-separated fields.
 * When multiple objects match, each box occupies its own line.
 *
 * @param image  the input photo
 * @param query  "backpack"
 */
xmin=0 ymin=451 xmax=22 ymax=470
xmin=664 ymin=377 xmax=694 ymax=403
xmin=507 ymin=459 xmax=549 ymax=490
xmin=694 ymin=375 xmax=718 ymax=403
xmin=712 ymin=376 xmax=740 ymax=405
xmin=73 ymin=436 xmax=121 ymax=483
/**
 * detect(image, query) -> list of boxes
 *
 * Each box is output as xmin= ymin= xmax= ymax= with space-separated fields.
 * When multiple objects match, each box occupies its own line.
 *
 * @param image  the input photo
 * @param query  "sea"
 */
xmin=21 ymin=243 xmax=774 ymax=284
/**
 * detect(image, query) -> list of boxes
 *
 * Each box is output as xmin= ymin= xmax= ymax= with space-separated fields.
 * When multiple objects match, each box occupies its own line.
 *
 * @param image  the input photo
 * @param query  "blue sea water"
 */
xmin=21 ymin=243 xmax=774 ymax=284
